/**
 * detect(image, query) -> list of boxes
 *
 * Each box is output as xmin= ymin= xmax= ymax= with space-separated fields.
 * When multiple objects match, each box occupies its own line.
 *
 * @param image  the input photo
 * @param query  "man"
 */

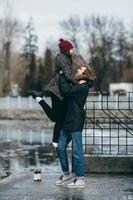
xmin=56 ymin=66 xmax=93 ymax=188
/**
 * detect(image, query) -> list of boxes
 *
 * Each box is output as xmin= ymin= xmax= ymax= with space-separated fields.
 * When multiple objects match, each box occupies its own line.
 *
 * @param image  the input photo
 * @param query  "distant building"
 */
xmin=109 ymin=83 xmax=133 ymax=95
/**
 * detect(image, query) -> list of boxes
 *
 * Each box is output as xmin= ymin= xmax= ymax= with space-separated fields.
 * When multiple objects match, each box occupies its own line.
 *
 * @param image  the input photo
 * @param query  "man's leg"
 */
xmin=56 ymin=130 xmax=72 ymax=185
xmin=71 ymin=143 xmax=75 ymax=177
xmin=67 ymin=131 xmax=85 ymax=188
xmin=72 ymin=131 xmax=84 ymax=177
xmin=57 ymin=130 xmax=72 ymax=173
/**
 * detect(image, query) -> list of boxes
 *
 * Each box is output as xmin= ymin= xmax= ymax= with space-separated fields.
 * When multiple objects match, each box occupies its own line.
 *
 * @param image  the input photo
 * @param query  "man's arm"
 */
xmin=58 ymin=74 xmax=93 ymax=97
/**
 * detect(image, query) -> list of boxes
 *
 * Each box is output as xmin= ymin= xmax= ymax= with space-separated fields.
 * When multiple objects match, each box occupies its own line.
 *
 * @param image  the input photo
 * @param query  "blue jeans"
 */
xmin=57 ymin=130 xmax=84 ymax=177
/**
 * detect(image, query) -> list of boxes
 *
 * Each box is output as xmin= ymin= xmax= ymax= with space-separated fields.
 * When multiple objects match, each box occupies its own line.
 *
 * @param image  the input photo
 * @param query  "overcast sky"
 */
xmin=0 ymin=0 xmax=132 ymax=55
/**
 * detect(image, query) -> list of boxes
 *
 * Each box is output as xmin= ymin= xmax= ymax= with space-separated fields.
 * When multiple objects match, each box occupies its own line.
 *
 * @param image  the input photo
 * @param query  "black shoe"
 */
xmin=49 ymin=143 xmax=58 ymax=158
xmin=28 ymin=90 xmax=43 ymax=99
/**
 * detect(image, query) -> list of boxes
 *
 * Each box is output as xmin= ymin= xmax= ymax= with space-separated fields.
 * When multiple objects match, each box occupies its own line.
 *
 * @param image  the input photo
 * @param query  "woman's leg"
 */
xmin=50 ymin=93 xmax=63 ymax=119
xmin=52 ymin=122 xmax=62 ymax=143
xmin=39 ymin=99 xmax=56 ymax=122
xmin=31 ymin=91 xmax=64 ymax=144
xmin=57 ymin=130 xmax=72 ymax=173
xmin=38 ymin=93 xmax=63 ymax=127
xmin=28 ymin=90 xmax=56 ymax=121
xmin=51 ymin=94 xmax=64 ymax=143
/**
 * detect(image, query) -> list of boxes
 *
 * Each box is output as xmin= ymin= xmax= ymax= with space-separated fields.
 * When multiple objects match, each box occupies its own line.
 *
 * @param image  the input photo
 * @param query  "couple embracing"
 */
xmin=29 ymin=38 xmax=96 ymax=188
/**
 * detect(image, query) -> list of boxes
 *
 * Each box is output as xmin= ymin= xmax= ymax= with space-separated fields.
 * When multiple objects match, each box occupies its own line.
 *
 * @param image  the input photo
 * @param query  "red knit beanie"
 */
xmin=58 ymin=38 xmax=73 ymax=53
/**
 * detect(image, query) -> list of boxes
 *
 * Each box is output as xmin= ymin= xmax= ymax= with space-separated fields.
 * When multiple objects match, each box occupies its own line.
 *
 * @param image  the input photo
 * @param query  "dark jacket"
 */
xmin=58 ymin=74 xmax=93 ymax=131
xmin=44 ymin=53 xmax=77 ymax=100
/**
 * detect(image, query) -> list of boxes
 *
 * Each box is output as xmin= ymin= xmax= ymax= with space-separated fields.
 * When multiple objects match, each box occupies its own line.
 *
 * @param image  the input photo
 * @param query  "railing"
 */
xmin=84 ymin=92 xmax=133 ymax=156
xmin=0 ymin=93 xmax=133 ymax=156
xmin=0 ymin=96 xmax=51 ymax=110
xmin=0 ymin=93 xmax=133 ymax=110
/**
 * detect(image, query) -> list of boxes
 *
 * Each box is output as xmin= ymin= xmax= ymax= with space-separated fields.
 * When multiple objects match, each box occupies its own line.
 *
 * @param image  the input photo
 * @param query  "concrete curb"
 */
xmin=84 ymin=155 xmax=133 ymax=173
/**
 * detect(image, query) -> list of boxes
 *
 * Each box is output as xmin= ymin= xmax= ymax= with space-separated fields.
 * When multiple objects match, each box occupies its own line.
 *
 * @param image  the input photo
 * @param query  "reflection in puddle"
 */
xmin=57 ymin=188 xmax=85 ymax=200
xmin=0 ymin=126 xmax=58 ymax=179
xmin=121 ymin=189 xmax=133 ymax=200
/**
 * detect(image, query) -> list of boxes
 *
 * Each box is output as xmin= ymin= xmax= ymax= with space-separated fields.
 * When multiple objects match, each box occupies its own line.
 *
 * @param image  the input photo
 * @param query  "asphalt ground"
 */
xmin=0 ymin=170 xmax=133 ymax=200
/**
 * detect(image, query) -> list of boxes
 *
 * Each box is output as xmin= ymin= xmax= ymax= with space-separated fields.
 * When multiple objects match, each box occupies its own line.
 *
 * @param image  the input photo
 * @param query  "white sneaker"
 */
xmin=66 ymin=179 xmax=85 ymax=188
xmin=56 ymin=174 xmax=72 ymax=185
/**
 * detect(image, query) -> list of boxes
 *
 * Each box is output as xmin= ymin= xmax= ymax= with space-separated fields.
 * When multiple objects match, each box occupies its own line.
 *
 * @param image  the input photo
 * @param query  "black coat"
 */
xmin=44 ymin=53 xmax=76 ymax=100
xmin=58 ymin=74 xmax=93 ymax=131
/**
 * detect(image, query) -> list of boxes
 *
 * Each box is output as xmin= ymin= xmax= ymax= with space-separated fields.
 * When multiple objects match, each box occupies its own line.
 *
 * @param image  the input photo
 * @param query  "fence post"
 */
xmin=29 ymin=130 xmax=33 ymax=144
xmin=115 ymin=94 xmax=118 ymax=109
xmin=41 ymin=130 xmax=45 ymax=144
xmin=6 ymin=128 xmax=10 ymax=142
xmin=17 ymin=129 xmax=21 ymax=144
xmin=17 ymin=96 xmax=21 ymax=109
xmin=6 ymin=96 xmax=10 ymax=110
xmin=98 ymin=93 xmax=102 ymax=109
xmin=29 ymin=96 xmax=33 ymax=109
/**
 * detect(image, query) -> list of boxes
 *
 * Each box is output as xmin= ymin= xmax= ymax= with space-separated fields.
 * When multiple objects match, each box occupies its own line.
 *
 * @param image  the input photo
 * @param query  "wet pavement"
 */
xmin=0 ymin=171 xmax=133 ymax=200
xmin=0 ymin=121 xmax=133 ymax=199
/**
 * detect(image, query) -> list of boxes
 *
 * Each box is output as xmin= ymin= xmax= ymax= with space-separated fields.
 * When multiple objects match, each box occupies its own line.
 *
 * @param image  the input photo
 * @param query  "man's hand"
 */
xmin=79 ymin=80 xmax=86 ymax=84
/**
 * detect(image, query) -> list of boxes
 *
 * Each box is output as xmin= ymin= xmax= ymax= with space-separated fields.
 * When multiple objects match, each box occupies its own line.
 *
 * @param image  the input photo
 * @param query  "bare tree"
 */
xmin=59 ymin=14 xmax=132 ymax=91
xmin=59 ymin=16 xmax=82 ymax=53
xmin=46 ymin=38 xmax=59 ymax=56
xmin=127 ymin=21 xmax=133 ymax=69
xmin=83 ymin=15 xmax=127 ymax=91
xmin=21 ymin=17 xmax=38 ymax=95
xmin=119 ymin=21 xmax=133 ymax=82
xmin=0 ymin=0 xmax=21 ymax=95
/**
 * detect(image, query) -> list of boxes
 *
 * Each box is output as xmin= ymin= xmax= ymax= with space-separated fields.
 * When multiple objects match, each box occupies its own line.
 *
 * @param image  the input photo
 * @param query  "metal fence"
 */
xmin=84 ymin=92 xmax=133 ymax=156
xmin=0 ymin=93 xmax=133 ymax=110
xmin=0 ymin=93 xmax=133 ymax=156
xmin=0 ymin=96 xmax=51 ymax=110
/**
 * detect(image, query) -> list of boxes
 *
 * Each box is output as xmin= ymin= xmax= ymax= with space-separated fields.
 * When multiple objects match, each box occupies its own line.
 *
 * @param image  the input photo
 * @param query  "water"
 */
xmin=0 ymin=120 xmax=60 ymax=179
xmin=0 ymin=120 xmax=133 ymax=180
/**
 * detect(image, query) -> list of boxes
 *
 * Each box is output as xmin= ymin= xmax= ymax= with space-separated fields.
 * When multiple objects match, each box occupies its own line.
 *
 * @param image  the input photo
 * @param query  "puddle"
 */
xmin=0 ymin=124 xmax=58 ymax=179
